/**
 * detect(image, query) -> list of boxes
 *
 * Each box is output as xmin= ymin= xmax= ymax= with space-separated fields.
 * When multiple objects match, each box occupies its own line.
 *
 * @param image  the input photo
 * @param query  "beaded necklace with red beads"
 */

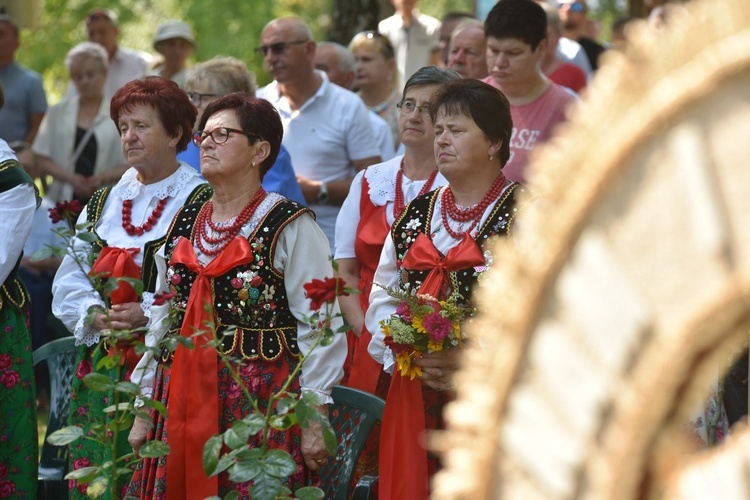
xmin=122 ymin=197 xmax=169 ymax=236
xmin=440 ymin=173 xmax=507 ymax=239
xmin=393 ymin=159 xmax=439 ymax=219
xmin=194 ymin=187 xmax=267 ymax=257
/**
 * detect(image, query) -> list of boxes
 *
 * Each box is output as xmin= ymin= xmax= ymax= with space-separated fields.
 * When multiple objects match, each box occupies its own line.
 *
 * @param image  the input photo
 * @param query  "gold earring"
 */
xmin=251 ymin=162 xmax=256 ymax=168
xmin=489 ymin=153 xmax=494 ymax=161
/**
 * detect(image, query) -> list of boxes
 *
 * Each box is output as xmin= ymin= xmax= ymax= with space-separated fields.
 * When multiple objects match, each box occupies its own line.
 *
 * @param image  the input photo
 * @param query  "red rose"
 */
xmin=230 ymin=277 xmax=243 ymax=289
xmin=76 ymin=360 xmax=92 ymax=380
xmin=152 ymin=291 xmax=177 ymax=306
xmin=303 ymin=277 xmax=348 ymax=311
xmin=170 ymin=273 xmax=182 ymax=285
xmin=0 ymin=463 xmax=7 ymax=478
xmin=250 ymin=275 xmax=263 ymax=287
xmin=0 ymin=354 xmax=10 ymax=370
xmin=73 ymin=457 xmax=91 ymax=470
xmin=0 ymin=371 xmax=19 ymax=388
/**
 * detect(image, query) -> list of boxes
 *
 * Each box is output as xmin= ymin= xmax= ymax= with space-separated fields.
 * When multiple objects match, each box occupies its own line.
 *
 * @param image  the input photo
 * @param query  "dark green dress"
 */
xmin=0 ymin=157 xmax=39 ymax=499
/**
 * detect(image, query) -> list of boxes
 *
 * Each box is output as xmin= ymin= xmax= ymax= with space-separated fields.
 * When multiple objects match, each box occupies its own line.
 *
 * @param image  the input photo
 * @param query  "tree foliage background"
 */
xmin=17 ymin=0 xmax=476 ymax=103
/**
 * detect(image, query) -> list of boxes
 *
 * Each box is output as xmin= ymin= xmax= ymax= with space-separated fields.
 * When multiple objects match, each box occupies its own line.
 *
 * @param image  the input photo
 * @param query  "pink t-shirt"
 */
xmin=482 ymin=76 xmax=576 ymax=183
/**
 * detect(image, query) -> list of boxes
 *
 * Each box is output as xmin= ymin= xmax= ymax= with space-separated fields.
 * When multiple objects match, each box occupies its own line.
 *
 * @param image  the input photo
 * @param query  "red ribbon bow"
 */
xmin=401 ymin=232 xmax=485 ymax=299
xmin=89 ymin=247 xmax=142 ymax=367
xmin=166 ymin=236 xmax=255 ymax=500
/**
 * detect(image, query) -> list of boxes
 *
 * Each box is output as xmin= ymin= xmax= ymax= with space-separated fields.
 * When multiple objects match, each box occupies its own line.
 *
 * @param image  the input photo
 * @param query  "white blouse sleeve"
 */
xmin=51 ymin=205 xmax=107 ymax=345
xmin=364 ymin=231 xmax=400 ymax=371
xmin=333 ymin=170 xmax=364 ymax=260
xmin=0 ymin=184 xmax=37 ymax=284
xmin=274 ymin=212 xmax=347 ymax=404
xmin=130 ymin=243 xmax=171 ymax=401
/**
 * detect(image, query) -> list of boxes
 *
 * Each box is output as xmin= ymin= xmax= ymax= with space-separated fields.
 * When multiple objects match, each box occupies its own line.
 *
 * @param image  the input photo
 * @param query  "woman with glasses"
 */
xmin=349 ymin=31 xmax=401 ymax=151
xmin=51 ymin=76 xmax=210 ymax=498
xmin=178 ymin=56 xmax=306 ymax=205
xmin=365 ymin=78 xmax=527 ymax=498
xmin=127 ymin=93 xmax=346 ymax=498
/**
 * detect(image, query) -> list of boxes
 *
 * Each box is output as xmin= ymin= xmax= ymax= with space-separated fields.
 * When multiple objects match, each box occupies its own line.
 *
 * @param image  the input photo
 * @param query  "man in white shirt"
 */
xmin=314 ymin=41 xmax=397 ymax=162
xmin=378 ymin=0 xmax=441 ymax=89
xmin=256 ymin=17 xmax=381 ymax=251
xmin=66 ymin=10 xmax=151 ymax=100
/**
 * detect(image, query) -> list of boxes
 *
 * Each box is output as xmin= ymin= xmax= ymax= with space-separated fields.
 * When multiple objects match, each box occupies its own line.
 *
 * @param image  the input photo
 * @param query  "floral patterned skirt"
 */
xmin=0 ymin=304 xmax=37 ymax=499
xmin=127 ymin=351 xmax=316 ymax=498
xmin=68 ymin=343 xmax=136 ymax=499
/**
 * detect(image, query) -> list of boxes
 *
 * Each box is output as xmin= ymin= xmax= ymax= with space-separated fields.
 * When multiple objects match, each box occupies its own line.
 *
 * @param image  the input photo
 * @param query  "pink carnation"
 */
xmin=0 ymin=354 xmax=11 ymax=370
xmin=0 ymin=371 xmax=20 ymax=389
xmin=423 ymin=312 xmax=453 ymax=343
xmin=76 ymin=360 xmax=92 ymax=380
xmin=395 ymin=301 xmax=412 ymax=322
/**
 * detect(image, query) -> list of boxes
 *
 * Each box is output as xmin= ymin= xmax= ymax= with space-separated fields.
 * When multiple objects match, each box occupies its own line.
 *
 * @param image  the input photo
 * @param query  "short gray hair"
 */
xmin=317 ymin=41 xmax=355 ymax=73
xmin=403 ymin=65 xmax=462 ymax=96
xmin=184 ymin=56 xmax=257 ymax=96
xmin=65 ymin=42 xmax=109 ymax=71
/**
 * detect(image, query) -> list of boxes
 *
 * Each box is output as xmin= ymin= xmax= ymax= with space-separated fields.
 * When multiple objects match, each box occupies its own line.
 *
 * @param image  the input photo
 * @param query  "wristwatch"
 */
xmin=317 ymin=182 xmax=329 ymax=204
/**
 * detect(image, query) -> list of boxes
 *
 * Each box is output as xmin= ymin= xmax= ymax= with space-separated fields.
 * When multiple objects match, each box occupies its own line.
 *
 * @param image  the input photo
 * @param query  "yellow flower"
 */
xmin=411 ymin=315 xmax=426 ymax=334
xmin=427 ymin=339 xmax=443 ymax=352
xmin=396 ymin=352 xmax=423 ymax=380
xmin=453 ymin=321 xmax=462 ymax=340
xmin=381 ymin=322 xmax=391 ymax=338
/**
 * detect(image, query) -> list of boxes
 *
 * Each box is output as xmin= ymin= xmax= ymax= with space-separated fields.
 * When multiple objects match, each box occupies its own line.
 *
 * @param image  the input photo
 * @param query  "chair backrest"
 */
xmin=33 ymin=336 xmax=78 ymax=479
xmin=319 ymin=385 xmax=385 ymax=500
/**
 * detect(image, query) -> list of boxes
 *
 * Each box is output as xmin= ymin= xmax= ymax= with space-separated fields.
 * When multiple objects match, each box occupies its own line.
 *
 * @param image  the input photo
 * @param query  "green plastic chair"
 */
xmin=319 ymin=385 xmax=385 ymax=500
xmin=33 ymin=336 xmax=78 ymax=500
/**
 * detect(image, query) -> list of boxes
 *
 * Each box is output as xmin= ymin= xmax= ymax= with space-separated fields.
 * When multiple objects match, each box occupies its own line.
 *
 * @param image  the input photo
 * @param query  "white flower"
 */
xmin=405 ymin=218 xmax=422 ymax=230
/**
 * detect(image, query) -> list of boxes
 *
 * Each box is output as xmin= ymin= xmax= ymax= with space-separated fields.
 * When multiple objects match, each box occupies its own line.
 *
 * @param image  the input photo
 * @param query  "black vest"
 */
xmin=161 ymin=197 xmax=311 ymax=362
xmin=392 ymin=183 xmax=525 ymax=300
xmin=85 ymin=183 xmax=213 ymax=293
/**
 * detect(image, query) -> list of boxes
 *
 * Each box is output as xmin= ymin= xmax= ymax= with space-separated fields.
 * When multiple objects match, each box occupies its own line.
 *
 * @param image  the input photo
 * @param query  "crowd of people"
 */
xmin=0 ymin=0 xmax=692 ymax=498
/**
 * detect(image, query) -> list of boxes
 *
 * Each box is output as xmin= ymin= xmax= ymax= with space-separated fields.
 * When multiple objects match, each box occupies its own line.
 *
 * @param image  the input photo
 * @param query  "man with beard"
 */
xmin=558 ymin=0 xmax=606 ymax=71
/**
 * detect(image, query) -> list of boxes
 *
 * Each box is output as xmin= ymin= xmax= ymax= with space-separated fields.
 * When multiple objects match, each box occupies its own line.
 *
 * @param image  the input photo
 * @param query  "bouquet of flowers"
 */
xmin=379 ymin=288 xmax=475 ymax=379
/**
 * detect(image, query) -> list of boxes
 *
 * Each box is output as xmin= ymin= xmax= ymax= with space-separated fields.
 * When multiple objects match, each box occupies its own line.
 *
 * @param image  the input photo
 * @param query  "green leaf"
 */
xmin=202 ymin=434 xmax=224 ymax=477
xmin=90 ymin=422 xmax=107 ymax=441
xmin=276 ymin=395 xmax=297 ymax=415
xmin=250 ymin=471 xmax=283 ymax=500
xmin=47 ymin=426 xmax=84 ymax=445
xmin=83 ymin=373 xmax=115 ymax=392
xmin=139 ymin=440 xmax=170 ymax=458
xmin=223 ymin=493 xmax=241 ymax=500
xmin=86 ymin=475 xmax=109 ymax=498
xmin=115 ymin=381 xmax=141 ymax=396
xmin=322 ymin=419 xmax=338 ymax=455
xmin=264 ymin=449 xmax=298 ymax=478
xmin=76 ymin=231 xmax=99 ymax=243
xmin=320 ymin=332 xmax=333 ymax=346
xmin=65 ymin=466 xmax=100 ymax=480
xmin=295 ymin=486 xmax=325 ymax=500
xmin=227 ymin=456 xmax=263 ymax=483
xmin=224 ymin=421 xmax=251 ymax=450
xmin=95 ymin=354 xmax=117 ymax=371
xmin=31 ymin=247 xmax=54 ymax=260
xmin=141 ymin=398 xmax=167 ymax=416
xmin=270 ymin=414 xmax=296 ymax=430
xmin=102 ymin=402 xmax=131 ymax=413
xmin=244 ymin=413 xmax=266 ymax=435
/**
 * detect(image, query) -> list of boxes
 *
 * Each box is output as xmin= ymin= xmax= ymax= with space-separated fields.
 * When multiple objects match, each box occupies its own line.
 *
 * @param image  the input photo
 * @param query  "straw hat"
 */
xmin=153 ymin=20 xmax=195 ymax=50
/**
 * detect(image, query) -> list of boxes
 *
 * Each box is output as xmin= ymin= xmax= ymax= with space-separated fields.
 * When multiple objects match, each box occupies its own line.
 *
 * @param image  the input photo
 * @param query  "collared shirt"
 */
xmin=378 ymin=11 xmax=441 ymax=89
xmin=258 ymin=71 xmax=380 ymax=250
xmin=65 ymin=46 xmax=152 ymax=100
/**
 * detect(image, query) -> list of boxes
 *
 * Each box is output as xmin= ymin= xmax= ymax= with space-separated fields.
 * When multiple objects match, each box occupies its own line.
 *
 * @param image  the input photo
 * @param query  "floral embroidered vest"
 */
xmin=162 ymin=198 xmax=310 ymax=361
xmin=86 ymin=183 xmax=213 ymax=293
xmin=0 ymin=160 xmax=37 ymax=313
xmin=392 ymin=183 xmax=525 ymax=299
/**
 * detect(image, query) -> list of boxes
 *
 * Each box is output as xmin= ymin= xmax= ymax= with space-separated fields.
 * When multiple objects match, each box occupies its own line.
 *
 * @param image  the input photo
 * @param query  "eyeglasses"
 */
xmin=187 ymin=92 xmax=218 ymax=107
xmin=254 ymin=40 xmax=308 ymax=57
xmin=559 ymin=2 xmax=586 ymax=13
xmin=192 ymin=127 xmax=256 ymax=146
xmin=397 ymin=100 xmax=431 ymax=117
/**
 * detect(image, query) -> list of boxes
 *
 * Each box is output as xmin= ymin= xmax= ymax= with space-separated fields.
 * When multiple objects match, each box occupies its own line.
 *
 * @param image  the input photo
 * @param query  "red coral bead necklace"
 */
xmin=440 ymin=173 xmax=507 ymax=239
xmin=393 ymin=158 xmax=439 ymax=219
xmin=122 ymin=197 xmax=169 ymax=236
xmin=195 ymin=187 xmax=267 ymax=257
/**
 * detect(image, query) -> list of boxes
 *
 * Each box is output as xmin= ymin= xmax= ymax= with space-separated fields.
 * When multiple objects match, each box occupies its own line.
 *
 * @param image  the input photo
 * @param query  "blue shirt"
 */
xmin=177 ymin=142 xmax=306 ymax=206
xmin=0 ymin=62 xmax=47 ymax=143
